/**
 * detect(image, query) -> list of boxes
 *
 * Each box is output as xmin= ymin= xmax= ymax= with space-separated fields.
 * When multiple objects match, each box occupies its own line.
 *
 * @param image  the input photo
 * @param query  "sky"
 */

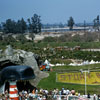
xmin=0 ymin=0 xmax=100 ymax=24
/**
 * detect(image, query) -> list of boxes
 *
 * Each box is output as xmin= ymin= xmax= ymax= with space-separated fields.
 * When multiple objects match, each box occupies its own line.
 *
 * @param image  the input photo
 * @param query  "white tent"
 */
xmin=44 ymin=59 xmax=50 ymax=65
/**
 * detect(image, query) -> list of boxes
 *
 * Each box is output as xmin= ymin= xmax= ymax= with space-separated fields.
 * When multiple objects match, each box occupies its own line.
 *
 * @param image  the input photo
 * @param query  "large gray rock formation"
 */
xmin=0 ymin=45 xmax=49 ymax=86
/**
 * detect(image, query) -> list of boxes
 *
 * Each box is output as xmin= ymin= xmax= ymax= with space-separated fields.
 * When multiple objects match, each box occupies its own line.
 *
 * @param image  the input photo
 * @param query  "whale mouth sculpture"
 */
xmin=0 ymin=65 xmax=35 ymax=92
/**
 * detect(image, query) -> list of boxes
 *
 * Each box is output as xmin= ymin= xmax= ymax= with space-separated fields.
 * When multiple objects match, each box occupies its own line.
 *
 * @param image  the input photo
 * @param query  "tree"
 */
xmin=0 ymin=24 xmax=2 ymax=32
xmin=97 ymin=15 xmax=99 ymax=31
xmin=68 ymin=16 xmax=75 ymax=30
xmin=84 ymin=20 xmax=86 ymax=32
xmin=93 ymin=15 xmax=100 ymax=31
xmin=29 ymin=33 xmax=35 ymax=41
xmin=2 ymin=18 xmax=27 ymax=34
xmin=27 ymin=14 xmax=41 ymax=34
xmin=20 ymin=18 xmax=27 ymax=33
xmin=93 ymin=18 xmax=97 ymax=31
xmin=27 ymin=18 xmax=32 ymax=33
xmin=16 ymin=20 xmax=22 ymax=33
xmin=2 ymin=19 xmax=16 ymax=33
xmin=16 ymin=18 xmax=27 ymax=33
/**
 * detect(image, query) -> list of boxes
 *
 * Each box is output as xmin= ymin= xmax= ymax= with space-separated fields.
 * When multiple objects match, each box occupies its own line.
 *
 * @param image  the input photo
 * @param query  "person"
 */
xmin=32 ymin=89 xmax=35 ymax=94
xmin=98 ymin=95 xmax=100 ymax=100
xmin=61 ymin=88 xmax=64 ymax=95
xmin=57 ymin=95 xmax=61 ymax=100
xmin=87 ymin=93 xmax=90 ymax=98
xmin=38 ymin=95 xmax=43 ymax=100
xmin=44 ymin=89 xmax=48 ymax=95
xmin=66 ymin=88 xmax=70 ymax=95
xmin=63 ymin=89 xmax=66 ymax=95
xmin=40 ymin=88 xmax=43 ymax=94
xmin=42 ymin=96 xmax=46 ymax=100
xmin=93 ymin=94 xmax=96 ymax=100
xmin=71 ymin=88 xmax=75 ymax=95
xmin=78 ymin=93 xmax=80 ymax=97
xmin=59 ymin=91 xmax=61 ymax=95
xmin=20 ymin=90 xmax=25 ymax=99
xmin=53 ymin=94 xmax=57 ymax=100
xmin=53 ymin=88 xmax=56 ymax=95
xmin=75 ymin=92 xmax=78 ymax=96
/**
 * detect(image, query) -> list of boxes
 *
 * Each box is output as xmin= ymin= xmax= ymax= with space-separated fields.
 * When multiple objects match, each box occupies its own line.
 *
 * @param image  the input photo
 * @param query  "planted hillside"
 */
xmin=0 ymin=41 xmax=100 ymax=63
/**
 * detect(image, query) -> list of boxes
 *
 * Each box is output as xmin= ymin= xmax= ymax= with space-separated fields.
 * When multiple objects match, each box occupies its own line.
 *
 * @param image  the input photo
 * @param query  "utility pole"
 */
xmin=80 ymin=69 xmax=90 ymax=95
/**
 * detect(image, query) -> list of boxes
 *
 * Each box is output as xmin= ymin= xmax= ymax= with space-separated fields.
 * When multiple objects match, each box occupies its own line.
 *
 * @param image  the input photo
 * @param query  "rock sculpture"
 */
xmin=0 ymin=45 xmax=49 ymax=93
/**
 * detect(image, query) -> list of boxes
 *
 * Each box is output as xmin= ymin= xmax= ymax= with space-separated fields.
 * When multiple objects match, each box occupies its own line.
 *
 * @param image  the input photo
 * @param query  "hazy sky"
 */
xmin=0 ymin=0 xmax=100 ymax=24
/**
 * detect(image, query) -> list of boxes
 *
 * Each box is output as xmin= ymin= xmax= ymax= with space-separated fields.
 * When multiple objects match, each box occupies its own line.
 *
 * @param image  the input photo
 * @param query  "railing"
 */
xmin=47 ymin=95 xmax=98 ymax=100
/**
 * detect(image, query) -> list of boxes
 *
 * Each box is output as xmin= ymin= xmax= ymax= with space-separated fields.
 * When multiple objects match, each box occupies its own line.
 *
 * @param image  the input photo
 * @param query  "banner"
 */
xmin=56 ymin=72 xmax=100 ymax=85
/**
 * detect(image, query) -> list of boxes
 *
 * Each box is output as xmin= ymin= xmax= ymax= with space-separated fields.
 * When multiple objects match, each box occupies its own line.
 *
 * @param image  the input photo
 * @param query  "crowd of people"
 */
xmin=0 ymin=88 xmax=100 ymax=100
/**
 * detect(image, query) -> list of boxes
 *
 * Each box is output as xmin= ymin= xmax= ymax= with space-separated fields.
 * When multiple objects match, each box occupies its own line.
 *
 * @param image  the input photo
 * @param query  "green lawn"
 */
xmin=38 ymin=64 xmax=100 ymax=94
xmin=53 ymin=64 xmax=100 ymax=72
